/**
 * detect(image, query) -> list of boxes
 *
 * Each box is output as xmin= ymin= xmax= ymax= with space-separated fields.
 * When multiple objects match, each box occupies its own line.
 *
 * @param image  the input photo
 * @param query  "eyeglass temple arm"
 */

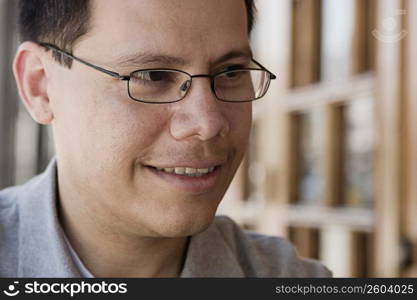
xmin=252 ymin=59 xmax=277 ymax=80
xmin=39 ymin=43 xmax=276 ymax=82
xmin=39 ymin=43 xmax=129 ymax=81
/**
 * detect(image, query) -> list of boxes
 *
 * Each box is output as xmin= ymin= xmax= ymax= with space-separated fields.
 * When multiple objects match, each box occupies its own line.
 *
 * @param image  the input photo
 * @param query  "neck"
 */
xmin=58 ymin=186 xmax=189 ymax=278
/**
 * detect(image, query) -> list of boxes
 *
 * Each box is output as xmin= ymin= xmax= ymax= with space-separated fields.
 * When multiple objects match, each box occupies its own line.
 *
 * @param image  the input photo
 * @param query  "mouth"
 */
xmin=149 ymin=166 xmax=216 ymax=176
xmin=143 ymin=164 xmax=223 ymax=193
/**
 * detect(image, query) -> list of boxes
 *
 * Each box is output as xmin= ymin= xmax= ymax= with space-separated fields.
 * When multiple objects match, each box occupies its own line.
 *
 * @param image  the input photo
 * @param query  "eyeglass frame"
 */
xmin=39 ymin=42 xmax=277 ymax=104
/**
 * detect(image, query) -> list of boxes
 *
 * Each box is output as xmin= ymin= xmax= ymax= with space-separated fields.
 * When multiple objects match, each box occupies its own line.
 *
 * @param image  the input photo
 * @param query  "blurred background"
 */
xmin=1 ymin=0 xmax=416 ymax=277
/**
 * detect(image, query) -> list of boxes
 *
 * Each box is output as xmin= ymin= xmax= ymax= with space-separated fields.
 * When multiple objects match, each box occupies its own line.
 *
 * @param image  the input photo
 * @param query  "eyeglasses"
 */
xmin=40 ymin=43 xmax=276 ymax=104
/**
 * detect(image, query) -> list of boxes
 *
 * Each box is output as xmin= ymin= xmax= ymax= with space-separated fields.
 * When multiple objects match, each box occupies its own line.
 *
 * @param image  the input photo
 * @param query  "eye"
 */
xmin=225 ymin=70 xmax=241 ymax=78
xmin=215 ymin=64 xmax=249 ymax=78
xmin=221 ymin=69 xmax=248 ymax=81
xmin=223 ymin=64 xmax=246 ymax=72
xmin=133 ymin=70 xmax=166 ymax=82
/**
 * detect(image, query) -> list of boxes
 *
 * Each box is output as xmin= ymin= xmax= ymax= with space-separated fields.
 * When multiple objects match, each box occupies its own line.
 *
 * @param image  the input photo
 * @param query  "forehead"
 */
xmin=81 ymin=0 xmax=250 ymax=65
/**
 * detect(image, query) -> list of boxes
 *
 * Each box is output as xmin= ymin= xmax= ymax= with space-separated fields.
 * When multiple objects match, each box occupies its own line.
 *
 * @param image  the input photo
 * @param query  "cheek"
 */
xmin=86 ymin=102 xmax=170 ymax=162
xmin=53 ymin=78 xmax=171 ymax=173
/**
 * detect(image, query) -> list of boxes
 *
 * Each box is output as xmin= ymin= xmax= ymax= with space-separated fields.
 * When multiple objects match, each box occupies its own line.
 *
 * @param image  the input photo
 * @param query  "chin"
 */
xmin=151 ymin=209 xmax=217 ymax=238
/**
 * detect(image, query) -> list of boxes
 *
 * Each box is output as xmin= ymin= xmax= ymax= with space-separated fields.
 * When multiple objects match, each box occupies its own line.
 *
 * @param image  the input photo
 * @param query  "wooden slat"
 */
xmin=320 ymin=225 xmax=354 ymax=277
xmin=295 ymin=111 xmax=323 ymax=205
xmin=352 ymin=0 xmax=369 ymax=74
xmin=350 ymin=232 xmax=374 ymax=277
xmin=323 ymin=105 xmax=345 ymax=206
xmin=374 ymin=0 xmax=405 ymax=277
xmin=257 ymin=113 xmax=281 ymax=202
xmin=291 ymin=0 xmax=321 ymax=87
xmin=367 ymin=0 xmax=378 ymax=71
xmin=352 ymin=0 xmax=377 ymax=74
xmin=285 ymin=114 xmax=301 ymax=204
xmin=253 ymin=73 xmax=375 ymax=119
xmin=404 ymin=0 xmax=417 ymax=241
xmin=256 ymin=202 xmax=288 ymax=237
xmin=321 ymin=0 xmax=355 ymax=81
xmin=289 ymin=226 xmax=319 ymax=259
xmin=287 ymin=205 xmax=375 ymax=232
xmin=403 ymin=0 xmax=417 ymax=277
xmin=283 ymin=74 xmax=375 ymax=112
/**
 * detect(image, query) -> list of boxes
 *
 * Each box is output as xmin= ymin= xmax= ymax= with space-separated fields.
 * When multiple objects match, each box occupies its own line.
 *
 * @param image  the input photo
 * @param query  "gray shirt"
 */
xmin=0 ymin=159 xmax=331 ymax=277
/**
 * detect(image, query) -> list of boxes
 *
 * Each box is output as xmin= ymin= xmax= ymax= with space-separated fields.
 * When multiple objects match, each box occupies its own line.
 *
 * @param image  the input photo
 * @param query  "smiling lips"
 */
xmin=146 ymin=163 xmax=222 ymax=193
xmin=154 ymin=166 xmax=216 ymax=177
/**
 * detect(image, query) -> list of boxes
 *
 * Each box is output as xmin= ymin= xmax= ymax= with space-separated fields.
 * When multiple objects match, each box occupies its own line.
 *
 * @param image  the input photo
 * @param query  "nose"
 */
xmin=170 ymin=78 xmax=230 ymax=141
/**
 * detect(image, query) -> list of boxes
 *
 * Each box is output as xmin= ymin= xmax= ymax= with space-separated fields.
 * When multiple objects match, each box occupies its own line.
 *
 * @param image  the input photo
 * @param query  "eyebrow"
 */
xmin=113 ymin=53 xmax=188 ymax=68
xmin=112 ymin=47 xmax=253 ymax=69
xmin=212 ymin=48 xmax=253 ymax=66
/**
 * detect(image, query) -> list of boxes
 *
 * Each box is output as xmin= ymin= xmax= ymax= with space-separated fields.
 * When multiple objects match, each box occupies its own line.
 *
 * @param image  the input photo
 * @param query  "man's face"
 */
xmin=49 ymin=0 xmax=252 ymax=237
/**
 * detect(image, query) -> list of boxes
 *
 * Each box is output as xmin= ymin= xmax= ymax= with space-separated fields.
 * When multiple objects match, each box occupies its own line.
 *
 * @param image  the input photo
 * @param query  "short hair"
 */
xmin=18 ymin=0 xmax=256 ymax=68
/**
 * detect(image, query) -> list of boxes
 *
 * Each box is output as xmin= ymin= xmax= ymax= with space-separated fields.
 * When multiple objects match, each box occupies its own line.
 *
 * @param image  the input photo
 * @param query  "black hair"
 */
xmin=245 ymin=0 xmax=256 ymax=36
xmin=18 ymin=0 xmax=256 ymax=67
xmin=18 ymin=0 xmax=90 ymax=66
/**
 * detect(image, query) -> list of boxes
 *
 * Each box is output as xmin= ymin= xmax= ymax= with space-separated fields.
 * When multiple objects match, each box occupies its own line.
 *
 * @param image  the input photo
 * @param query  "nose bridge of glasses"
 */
xmin=190 ymin=74 xmax=212 ymax=79
xmin=181 ymin=74 xmax=215 ymax=95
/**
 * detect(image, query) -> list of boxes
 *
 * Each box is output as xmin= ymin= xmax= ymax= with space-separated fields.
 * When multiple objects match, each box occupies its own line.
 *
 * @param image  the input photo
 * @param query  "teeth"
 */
xmin=174 ymin=167 xmax=185 ymax=174
xmin=185 ymin=167 xmax=197 ymax=174
xmin=154 ymin=166 xmax=216 ymax=176
xmin=197 ymin=168 xmax=209 ymax=174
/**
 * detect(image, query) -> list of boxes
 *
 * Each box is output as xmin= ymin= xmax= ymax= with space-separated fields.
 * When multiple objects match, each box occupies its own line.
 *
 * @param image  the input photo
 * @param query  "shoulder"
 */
xmin=0 ymin=171 xmax=50 ymax=233
xmin=212 ymin=215 xmax=332 ymax=277
xmin=0 ymin=173 xmax=47 ymax=274
xmin=0 ymin=183 xmax=25 ymax=276
xmin=0 ymin=172 xmax=44 ymax=214
xmin=0 ymin=184 xmax=22 ymax=223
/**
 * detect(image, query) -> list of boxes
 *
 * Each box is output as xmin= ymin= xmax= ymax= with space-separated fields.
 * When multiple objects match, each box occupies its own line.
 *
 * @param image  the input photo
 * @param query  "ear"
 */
xmin=13 ymin=41 xmax=54 ymax=125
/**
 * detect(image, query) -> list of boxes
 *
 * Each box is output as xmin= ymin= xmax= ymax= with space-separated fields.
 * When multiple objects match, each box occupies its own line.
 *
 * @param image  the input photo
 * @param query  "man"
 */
xmin=0 ymin=0 xmax=330 ymax=277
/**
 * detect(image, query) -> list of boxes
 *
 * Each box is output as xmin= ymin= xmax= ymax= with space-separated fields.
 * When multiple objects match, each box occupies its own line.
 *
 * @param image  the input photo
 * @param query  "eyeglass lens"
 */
xmin=128 ymin=69 xmax=271 ymax=103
